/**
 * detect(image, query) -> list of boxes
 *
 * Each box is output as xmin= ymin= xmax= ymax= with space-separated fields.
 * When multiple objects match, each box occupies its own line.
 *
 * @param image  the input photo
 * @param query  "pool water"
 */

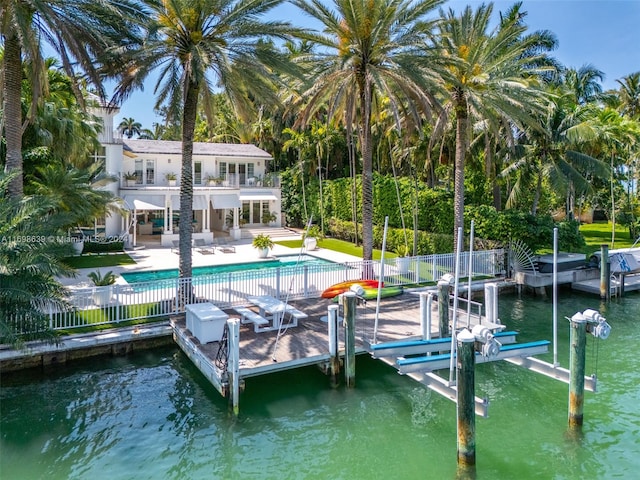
xmin=120 ymin=254 xmax=335 ymax=283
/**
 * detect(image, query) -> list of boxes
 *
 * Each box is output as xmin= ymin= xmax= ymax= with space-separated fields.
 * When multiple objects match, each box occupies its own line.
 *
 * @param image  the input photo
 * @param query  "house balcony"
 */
xmin=119 ymin=172 xmax=280 ymax=190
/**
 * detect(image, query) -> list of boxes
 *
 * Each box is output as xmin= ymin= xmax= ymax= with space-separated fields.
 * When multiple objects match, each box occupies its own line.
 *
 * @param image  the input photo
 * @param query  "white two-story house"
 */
xmin=91 ymin=99 xmax=282 ymax=247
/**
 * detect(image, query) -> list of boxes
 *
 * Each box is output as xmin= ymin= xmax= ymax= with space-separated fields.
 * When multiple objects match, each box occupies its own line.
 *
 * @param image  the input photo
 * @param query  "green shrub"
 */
xmin=557 ymin=220 xmax=586 ymax=251
xmin=465 ymin=206 xmax=584 ymax=252
xmin=328 ymin=218 xmax=454 ymax=254
xmin=83 ymin=241 xmax=124 ymax=253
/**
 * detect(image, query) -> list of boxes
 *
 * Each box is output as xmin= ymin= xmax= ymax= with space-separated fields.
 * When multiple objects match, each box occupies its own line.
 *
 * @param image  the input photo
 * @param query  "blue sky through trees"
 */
xmin=111 ymin=0 xmax=640 ymax=130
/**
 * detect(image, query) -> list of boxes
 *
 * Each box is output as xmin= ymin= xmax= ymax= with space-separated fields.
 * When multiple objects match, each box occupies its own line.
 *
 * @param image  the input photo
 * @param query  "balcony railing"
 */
xmin=120 ymin=172 xmax=281 ymax=189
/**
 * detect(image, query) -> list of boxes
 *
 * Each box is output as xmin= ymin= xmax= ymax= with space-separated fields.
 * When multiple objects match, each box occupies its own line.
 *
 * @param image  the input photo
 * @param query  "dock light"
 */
xmin=471 ymin=325 xmax=501 ymax=358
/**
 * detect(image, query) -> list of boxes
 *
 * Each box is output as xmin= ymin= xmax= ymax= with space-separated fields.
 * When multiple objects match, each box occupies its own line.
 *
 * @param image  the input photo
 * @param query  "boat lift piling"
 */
xmin=600 ymin=244 xmax=611 ymax=300
xmin=343 ymin=292 xmax=357 ymax=388
xmin=568 ymin=312 xmax=587 ymax=427
xmin=568 ymin=309 xmax=611 ymax=427
xmin=483 ymin=283 xmax=498 ymax=324
xmin=420 ymin=292 xmax=433 ymax=341
xmin=327 ymin=304 xmax=340 ymax=388
xmin=438 ymin=280 xmax=450 ymax=338
xmin=456 ymin=329 xmax=477 ymax=467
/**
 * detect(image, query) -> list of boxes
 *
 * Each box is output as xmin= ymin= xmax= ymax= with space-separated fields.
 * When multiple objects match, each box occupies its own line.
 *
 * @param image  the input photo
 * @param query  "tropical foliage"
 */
xmin=0 ymin=173 xmax=76 ymax=345
xmin=110 ymin=0 xmax=298 ymax=281
xmin=3 ymin=0 xmax=640 ymax=270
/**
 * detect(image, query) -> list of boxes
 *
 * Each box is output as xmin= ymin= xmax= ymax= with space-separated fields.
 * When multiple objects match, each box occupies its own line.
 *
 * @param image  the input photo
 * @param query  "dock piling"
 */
xmin=438 ymin=280 xmax=450 ymax=338
xmin=343 ymin=292 xmax=356 ymax=388
xmin=227 ymin=318 xmax=240 ymax=416
xmin=457 ymin=329 xmax=476 ymax=467
xmin=327 ymin=304 xmax=340 ymax=388
xmin=600 ymin=244 xmax=610 ymax=300
xmin=568 ymin=312 xmax=587 ymax=427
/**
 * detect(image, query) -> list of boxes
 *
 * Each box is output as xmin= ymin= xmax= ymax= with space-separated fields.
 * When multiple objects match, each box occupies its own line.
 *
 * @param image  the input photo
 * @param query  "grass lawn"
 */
xmin=579 ymin=222 xmax=636 ymax=253
xmin=275 ymin=238 xmax=397 ymax=260
xmin=64 ymin=253 xmax=136 ymax=269
xmin=56 ymin=315 xmax=167 ymax=336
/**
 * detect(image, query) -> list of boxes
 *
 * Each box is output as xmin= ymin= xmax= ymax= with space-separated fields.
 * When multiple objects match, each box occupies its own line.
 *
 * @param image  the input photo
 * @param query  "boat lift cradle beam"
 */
xmin=369 ymin=331 xmax=518 ymax=359
xmin=375 ymin=355 xmax=490 ymax=417
xmin=396 ymin=340 xmax=551 ymax=374
xmin=505 ymin=356 xmax=597 ymax=392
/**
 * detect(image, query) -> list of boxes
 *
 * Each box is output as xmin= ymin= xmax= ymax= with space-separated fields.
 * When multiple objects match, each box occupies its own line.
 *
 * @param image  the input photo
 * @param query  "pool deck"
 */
xmin=57 ymin=233 xmax=361 ymax=289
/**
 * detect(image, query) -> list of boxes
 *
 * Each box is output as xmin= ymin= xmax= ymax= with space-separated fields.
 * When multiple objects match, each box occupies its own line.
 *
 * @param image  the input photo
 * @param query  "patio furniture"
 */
xmin=233 ymin=306 xmax=270 ymax=332
xmin=246 ymin=295 xmax=308 ymax=331
xmin=194 ymin=238 xmax=215 ymax=255
xmin=215 ymin=237 xmax=236 ymax=253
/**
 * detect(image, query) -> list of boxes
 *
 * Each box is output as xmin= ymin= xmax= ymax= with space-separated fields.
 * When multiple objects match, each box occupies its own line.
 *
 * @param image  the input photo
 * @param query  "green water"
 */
xmin=1 ymin=291 xmax=639 ymax=479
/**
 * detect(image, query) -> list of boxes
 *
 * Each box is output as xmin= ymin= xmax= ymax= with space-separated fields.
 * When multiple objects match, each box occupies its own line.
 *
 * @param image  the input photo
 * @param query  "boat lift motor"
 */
xmin=582 ymin=309 xmax=612 ymax=340
xmin=471 ymin=325 xmax=502 ymax=358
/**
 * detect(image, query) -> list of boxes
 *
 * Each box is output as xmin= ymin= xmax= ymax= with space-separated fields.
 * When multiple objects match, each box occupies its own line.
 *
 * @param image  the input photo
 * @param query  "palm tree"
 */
xmin=435 ymin=3 xmax=556 ymax=247
xmin=118 ymin=117 xmax=143 ymax=138
xmin=503 ymin=92 xmax=610 ymax=218
xmin=563 ymin=64 xmax=606 ymax=105
xmin=20 ymin=58 xmax=104 ymax=171
xmin=290 ymin=0 xmax=446 ymax=261
xmin=139 ymin=123 xmax=167 ymax=140
xmin=616 ymin=71 xmax=640 ymax=120
xmin=111 ymin=0 xmax=297 ymax=283
xmin=0 ymin=173 xmax=75 ymax=346
xmin=28 ymin=162 xmax=119 ymax=231
xmin=1 ymin=0 xmax=142 ymax=199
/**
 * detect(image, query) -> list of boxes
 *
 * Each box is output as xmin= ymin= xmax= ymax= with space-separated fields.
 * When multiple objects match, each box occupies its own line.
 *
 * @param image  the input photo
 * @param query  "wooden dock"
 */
xmin=170 ymin=289 xmax=504 ymax=402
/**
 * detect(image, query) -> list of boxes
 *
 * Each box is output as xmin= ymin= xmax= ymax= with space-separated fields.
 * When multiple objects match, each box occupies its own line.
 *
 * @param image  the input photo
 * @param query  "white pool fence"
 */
xmin=12 ymin=249 xmax=505 ymax=332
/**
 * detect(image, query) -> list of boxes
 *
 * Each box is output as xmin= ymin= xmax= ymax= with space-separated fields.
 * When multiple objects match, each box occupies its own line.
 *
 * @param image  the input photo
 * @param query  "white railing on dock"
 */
xmin=17 ymin=249 xmax=505 ymax=332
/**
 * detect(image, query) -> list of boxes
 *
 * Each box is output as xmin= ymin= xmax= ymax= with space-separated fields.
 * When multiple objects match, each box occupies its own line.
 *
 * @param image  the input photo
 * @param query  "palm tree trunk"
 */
xmin=453 ymin=100 xmax=468 ymax=251
xmin=178 ymin=80 xmax=199 ymax=304
xmin=3 ymin=32 xmax=24 ymax=199
xmin=360 ymin=83 xmax=374 ymax=263
xmin=531 ymin=173 xmax=542 ymax=216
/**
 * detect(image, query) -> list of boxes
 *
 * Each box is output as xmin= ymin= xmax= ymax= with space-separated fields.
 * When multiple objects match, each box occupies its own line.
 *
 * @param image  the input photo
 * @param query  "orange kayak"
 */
xmin=321 ymin=279 xmax=383 ymax=299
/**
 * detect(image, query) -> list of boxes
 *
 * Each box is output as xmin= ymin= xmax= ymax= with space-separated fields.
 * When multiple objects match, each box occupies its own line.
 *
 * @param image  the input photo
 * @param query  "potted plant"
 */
xmin=395 ymin=245 xmax=412 ymax=274
xmin=206 ymin=174 xmax=221 ymax=186
xmin=88 ymin=270 xmax=117 ymax=305
xmin=165 ymin=172 xmax=177 ymax=186
xmin=124 ymin=171 xmax=137 ymax=187
xmin=303 ymin=225 xmax=324 ymax=251
xmin=252 ymin=233 xmax=274 ymax=258
xmin=261 ymin=211 xmax=277 ymax=226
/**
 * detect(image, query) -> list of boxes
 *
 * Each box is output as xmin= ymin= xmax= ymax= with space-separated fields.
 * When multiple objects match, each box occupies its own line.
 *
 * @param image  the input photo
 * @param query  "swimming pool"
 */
xmin=120 ymin=254 xmax=336 ymax=284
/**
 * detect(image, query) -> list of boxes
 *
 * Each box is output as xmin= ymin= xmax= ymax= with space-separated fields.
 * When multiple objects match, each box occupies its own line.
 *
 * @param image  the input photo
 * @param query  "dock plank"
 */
xmin=171 ymin=290 xmax=501 ymax=378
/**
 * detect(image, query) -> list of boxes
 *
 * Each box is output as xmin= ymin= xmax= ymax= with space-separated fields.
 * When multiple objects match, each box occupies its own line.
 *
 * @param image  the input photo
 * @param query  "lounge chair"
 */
xmin=216 ymin=237 xmax=236 ymax=253
xmin=171 ymin=240 xmax=180 ymax=254
xmin=194 ymin=238 xmax=215 ymax=255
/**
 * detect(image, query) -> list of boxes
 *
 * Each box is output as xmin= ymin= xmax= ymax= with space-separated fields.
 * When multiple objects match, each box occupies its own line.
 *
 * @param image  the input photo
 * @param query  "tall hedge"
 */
xmin=323 ymin=174 xmax=454 ymax=234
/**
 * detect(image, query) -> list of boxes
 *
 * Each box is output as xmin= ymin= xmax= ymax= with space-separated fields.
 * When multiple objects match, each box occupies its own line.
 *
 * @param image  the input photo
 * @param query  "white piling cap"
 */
xmin=457 ymin=328 xmax=476 ymax=343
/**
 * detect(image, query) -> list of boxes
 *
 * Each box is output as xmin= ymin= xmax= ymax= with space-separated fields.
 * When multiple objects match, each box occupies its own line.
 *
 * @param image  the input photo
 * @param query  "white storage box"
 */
xmin=186 ymin=303 xmax=228 ymax=344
